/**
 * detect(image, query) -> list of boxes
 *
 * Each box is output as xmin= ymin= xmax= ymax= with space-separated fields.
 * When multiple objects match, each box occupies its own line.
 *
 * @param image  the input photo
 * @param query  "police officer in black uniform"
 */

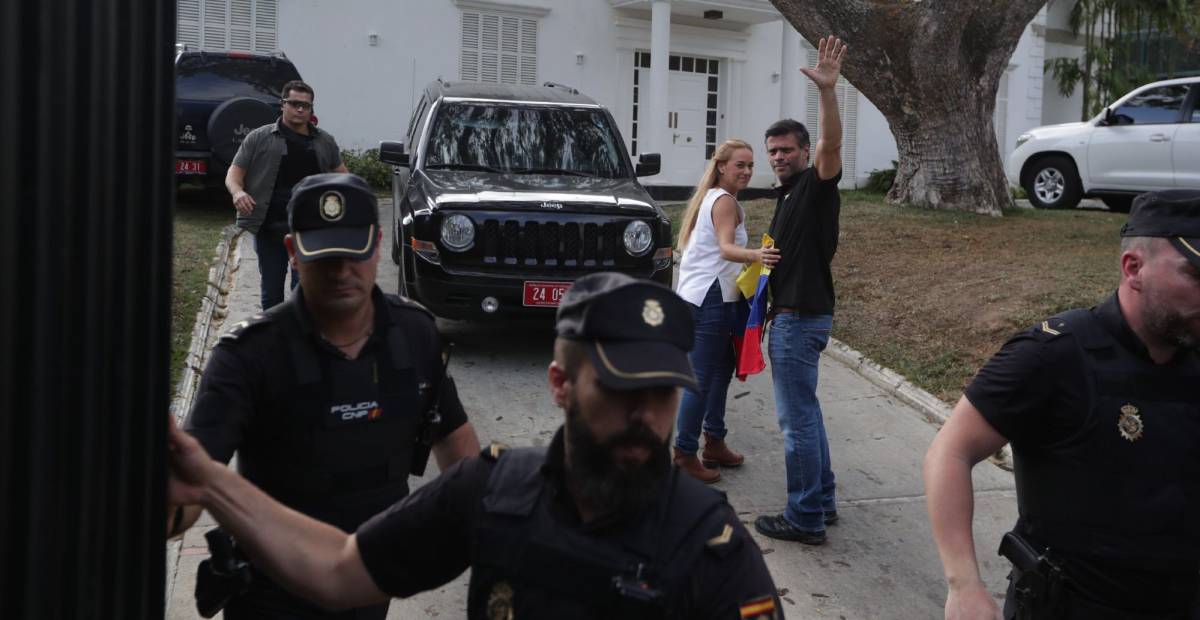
xmin=166 ymin=272 xmax=783 ymax=619
xmin=170 ymin=173 xmax=480 ymax=620
xmin=924 ymin=189 xmax=1200 ymax=620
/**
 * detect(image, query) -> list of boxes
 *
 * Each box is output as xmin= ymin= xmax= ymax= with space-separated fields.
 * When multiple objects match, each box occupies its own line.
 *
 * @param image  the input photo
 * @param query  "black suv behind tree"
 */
xmin=174 ymin=46 xmax=303 ymax=186
xmin=380 ymin=81 xmax=670 ymax=319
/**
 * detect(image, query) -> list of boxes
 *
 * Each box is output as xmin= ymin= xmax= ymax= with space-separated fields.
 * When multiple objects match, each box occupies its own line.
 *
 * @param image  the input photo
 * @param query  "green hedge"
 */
xmin=864 ymin=160 xmax=897 ymax=194
xmin=341 ymin=148 xmax=393 ymax=190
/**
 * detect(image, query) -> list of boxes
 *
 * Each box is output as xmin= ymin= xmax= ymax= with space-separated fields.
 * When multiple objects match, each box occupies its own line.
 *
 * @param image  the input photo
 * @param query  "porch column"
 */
xmin=648 ymin=0 xmax=671 ymax=163
xmin=780 ymin=20 xmax=802 ymax=120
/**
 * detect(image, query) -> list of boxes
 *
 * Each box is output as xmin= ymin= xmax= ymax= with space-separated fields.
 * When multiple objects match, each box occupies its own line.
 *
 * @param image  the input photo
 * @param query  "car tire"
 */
xmin=207 ymin=97 xmax=277 ymax=166
xmin=1023 ymin=156 xmax=1082 ymax=210
xmin=1101 ymin=195 xmax=1134 ymax=213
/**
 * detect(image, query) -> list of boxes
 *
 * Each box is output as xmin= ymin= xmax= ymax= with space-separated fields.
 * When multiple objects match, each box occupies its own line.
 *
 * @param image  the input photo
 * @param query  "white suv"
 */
xmin=1007 ymin=77 xmax=1200 ymax=212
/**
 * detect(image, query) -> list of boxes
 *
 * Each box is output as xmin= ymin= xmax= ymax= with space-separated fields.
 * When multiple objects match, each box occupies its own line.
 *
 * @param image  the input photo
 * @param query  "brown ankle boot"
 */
xmin=701 ymin=433 xmax=745 ymax=468
xmin=674 ymin=449 xmax=721 ymax=484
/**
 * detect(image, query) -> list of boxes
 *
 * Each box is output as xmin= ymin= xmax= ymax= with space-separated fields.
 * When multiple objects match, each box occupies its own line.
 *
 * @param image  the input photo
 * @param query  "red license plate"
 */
xmin=176 ymin=159 xmax=207 ymax=175
xmin=523 ymin=281 xmax=571 ymax=307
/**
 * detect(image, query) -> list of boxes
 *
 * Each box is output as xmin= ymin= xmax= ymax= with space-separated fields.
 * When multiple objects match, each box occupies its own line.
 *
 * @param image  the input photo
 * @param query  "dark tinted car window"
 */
xmin=425 ymin=103 xmax=628 ymax=178
xmin=176 ymin=55 xmax=301 ymax=101
xmin=1112 ymin=85 xmax=1189 ymax=125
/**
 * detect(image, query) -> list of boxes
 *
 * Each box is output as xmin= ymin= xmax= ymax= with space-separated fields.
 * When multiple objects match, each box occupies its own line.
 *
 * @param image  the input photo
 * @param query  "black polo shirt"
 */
xmin=184 ymin=286 xmax=467 ymax=465
xmin=767 ymin=167 xmax=841 ymax=314
xmin=355 ymin=428 xmax=781 ymax=618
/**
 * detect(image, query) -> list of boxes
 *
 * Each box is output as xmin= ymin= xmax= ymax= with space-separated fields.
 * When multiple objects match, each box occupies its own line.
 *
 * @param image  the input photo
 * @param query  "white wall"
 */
xmin=277 ymin=0 xmax=461 ymax=151
xmin=742 ymin=20 xmax=783 ymax=188
xmin=272 ymin=0 xmax=1066 ymax=188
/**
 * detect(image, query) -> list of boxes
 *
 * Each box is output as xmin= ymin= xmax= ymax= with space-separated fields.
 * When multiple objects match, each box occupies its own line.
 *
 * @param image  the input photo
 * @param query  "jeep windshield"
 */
xmin=424 ymin=103 xmax=628 ymax=178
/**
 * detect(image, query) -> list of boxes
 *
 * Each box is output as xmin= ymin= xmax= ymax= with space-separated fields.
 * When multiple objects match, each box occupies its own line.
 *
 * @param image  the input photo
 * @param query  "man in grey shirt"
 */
xmin=226 ymin=79 xmax=348 ymax=310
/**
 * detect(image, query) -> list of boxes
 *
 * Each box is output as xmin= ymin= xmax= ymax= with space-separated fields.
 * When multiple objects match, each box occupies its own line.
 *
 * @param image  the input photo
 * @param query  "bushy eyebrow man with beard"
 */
xmin=167 ymin=272 xmax=782 ymax=619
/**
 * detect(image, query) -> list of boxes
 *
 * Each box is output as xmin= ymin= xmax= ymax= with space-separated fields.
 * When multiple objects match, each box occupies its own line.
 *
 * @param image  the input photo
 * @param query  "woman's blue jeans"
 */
xmin=675 ymin=281 xmax=739 ymax=455
xmin=768 ymin=312 xmax=837 ymax=532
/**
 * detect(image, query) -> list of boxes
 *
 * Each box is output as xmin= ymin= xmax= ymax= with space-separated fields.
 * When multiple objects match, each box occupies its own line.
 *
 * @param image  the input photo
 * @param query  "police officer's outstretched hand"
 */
xmin=944 ymin=582 xmax=1001 ymax=620
xmin=167 ymin=415 xmax=218 ymax=507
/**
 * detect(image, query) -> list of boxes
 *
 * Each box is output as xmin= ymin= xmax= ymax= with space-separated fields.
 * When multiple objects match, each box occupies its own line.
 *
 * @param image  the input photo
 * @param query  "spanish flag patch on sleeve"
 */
xmin=739 ymin=595 xmax=778 ymax=619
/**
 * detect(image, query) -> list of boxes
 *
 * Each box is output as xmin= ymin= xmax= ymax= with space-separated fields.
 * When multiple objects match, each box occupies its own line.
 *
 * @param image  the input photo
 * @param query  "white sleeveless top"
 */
xmin=676 ymin=187 xmax=749 ymax=306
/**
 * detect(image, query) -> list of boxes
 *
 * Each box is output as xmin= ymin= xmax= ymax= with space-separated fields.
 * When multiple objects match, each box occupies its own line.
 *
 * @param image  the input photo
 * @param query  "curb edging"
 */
xmin=165 ymin=224 xmax=242 ymax=608
xmin=824 ymin=337 xmax=1013 ymax=470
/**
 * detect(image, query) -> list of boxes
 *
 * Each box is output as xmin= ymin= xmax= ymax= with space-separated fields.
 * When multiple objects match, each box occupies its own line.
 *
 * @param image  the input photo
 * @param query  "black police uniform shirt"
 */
xmin=263 ymin=120 xmax=320 ymax=233
xmin=355 ymin=428 xmax=782 ymax=619
xmin=965 ymin=292 xmax=1200 ymax=610
xmin=184 ymin=285 xmax=468 ymax=527
xmin=767 ymin=167 xmax=841 ymax=315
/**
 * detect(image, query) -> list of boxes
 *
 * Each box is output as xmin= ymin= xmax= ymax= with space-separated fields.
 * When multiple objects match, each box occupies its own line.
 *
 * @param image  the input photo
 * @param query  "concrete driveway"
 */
xmin=167 ymin=197 xmax=1018 ymax=619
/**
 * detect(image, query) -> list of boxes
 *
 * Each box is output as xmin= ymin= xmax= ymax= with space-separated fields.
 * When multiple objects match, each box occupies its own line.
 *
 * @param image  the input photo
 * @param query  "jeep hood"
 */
xmin=420 ymin=170 xmax=658 ymax=213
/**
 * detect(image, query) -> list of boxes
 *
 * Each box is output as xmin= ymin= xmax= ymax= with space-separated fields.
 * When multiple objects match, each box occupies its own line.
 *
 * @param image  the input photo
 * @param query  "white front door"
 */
xmin=665 ymin=72 xmax=708 ymax=183
xmin=1088 ymin=83 xmax=1189 ymax=191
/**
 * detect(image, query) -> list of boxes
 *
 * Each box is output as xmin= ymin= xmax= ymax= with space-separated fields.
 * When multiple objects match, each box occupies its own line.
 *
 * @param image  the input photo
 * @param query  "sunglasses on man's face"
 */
xmin=281 ymin=99 xmax=312 ymax=111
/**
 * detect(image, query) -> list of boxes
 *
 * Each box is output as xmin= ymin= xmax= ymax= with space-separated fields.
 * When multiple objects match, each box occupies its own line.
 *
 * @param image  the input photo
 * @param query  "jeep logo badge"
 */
xmin=540 ymin=201 xmax=563 ymax=210
xmin=233 ymin=123 xmax=252 ymax=143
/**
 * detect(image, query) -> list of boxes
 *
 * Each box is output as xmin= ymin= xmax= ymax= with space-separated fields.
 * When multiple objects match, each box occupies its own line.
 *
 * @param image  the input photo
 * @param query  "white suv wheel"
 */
xmin=1034 ymin=168 xmax=1065 ymax=204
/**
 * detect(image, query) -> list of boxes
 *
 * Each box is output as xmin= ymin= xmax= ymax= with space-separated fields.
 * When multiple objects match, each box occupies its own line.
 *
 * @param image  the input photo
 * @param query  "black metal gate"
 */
xmin=0 ymin=0 xmax=176 ymax=618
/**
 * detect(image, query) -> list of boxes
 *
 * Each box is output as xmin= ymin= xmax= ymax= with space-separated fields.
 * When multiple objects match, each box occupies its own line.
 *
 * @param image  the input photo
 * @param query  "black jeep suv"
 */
xmin=379 ymin=80 xmax=670 ymax=319
xmin=174 ymin=46 xmax=303 ymax=186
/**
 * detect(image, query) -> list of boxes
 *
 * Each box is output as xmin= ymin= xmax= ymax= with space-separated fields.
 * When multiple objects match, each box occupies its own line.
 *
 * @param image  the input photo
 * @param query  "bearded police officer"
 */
xmin=924 ymin=190 xmax=1200 ymax=620
xmin=171 ymin=173 xmax=480 ymax=619
xmin=167 ymin=272 xmax=782 ymax=619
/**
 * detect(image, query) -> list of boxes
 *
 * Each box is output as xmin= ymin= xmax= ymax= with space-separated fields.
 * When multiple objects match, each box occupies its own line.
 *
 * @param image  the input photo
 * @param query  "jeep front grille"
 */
xmin=441 ymin=214 xmax=661 ymax=275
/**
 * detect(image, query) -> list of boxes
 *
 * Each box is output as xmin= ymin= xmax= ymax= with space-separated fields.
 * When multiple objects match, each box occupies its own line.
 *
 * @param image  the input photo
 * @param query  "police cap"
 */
xmin=556 ymin=272 xmax=697 ymax=391
xmin=287 ymin=173 xmax=379 ymax=263
xmin=1121 ymin=189 xmax=1200 ymax=269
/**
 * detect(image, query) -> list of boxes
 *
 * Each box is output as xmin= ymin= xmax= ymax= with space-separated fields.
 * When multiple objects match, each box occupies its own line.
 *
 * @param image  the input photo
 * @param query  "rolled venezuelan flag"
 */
xmin=733 ymin=234 xmax=774 ymax=380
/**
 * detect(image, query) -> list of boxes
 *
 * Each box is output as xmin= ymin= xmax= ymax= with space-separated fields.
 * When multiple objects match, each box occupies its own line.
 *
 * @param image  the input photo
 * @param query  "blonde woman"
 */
xmin=674 ymin=140 xmax=780 ymax=483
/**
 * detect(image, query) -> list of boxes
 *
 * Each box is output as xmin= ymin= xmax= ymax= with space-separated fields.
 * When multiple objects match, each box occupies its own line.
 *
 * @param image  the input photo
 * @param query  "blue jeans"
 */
xmin=768 ymin=312 xmax=836 ymax=531
xmin=254 ymin=230 xmax=299 ymax=311
xmin=675 ymin=281 xmax=738 ymax=454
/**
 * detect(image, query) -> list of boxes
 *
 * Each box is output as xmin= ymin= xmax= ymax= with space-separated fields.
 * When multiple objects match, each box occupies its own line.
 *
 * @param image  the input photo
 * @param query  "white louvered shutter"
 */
xmin=519 ymin=18 xmax=537 ymax=84
xmin=178 ymin=0 xmax=202 ymax=48
xmin=460 ymin=9 xmax=537 ymax=85
xmin=178 ymin=0 xmax=277 ymax=52
xmin=229 ymin=0 xmax=253 ymax=51
xmin=202 ymin=0 xmax=227 ymax=49
xmin=461 ymin=12 xmax=481 ymax=81
xmin=253 ymin=0 xmax=277 ymax=53
xmin=805 ymin=46 xmax=859 ymax=188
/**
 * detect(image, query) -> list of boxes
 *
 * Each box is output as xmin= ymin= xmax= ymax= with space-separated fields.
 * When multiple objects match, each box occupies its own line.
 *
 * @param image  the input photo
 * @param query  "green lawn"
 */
xmin=171 ymin=191 xmax=232 ymax=387
xmin=664 ymin=191 xmax=1123 ymax=402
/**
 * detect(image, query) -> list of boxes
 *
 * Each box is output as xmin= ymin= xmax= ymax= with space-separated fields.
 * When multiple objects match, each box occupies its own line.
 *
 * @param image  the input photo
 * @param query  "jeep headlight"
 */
xmin=623 ymin=220 xmax=653 ymax=256
xmin=440 ymin=213 xmax=475 ymax=251
xmin=1015 ymin=132 xmax=1033 ymax=149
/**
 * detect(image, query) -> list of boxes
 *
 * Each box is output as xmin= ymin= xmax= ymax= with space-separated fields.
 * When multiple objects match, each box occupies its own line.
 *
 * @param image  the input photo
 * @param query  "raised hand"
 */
xmin=800 ymin=36 xmax=847 ymax=91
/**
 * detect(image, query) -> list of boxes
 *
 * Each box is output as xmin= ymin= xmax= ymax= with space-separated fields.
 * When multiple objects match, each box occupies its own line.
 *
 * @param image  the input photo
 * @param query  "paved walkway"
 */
xmin=167 ymin=200 xmax=1018 ymax=618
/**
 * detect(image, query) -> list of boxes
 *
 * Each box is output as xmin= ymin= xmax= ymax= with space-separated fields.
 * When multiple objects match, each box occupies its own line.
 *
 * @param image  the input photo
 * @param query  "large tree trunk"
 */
xmin=771 ymin=0 xmax=1047 ymax=215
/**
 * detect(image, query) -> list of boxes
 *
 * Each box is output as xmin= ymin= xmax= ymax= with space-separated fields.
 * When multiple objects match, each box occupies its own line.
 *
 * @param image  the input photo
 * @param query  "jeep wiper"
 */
xmin=513 ymin=167 xmax=597 ymax=177
xmin=425 ymin=162 xmax=507 ymax=173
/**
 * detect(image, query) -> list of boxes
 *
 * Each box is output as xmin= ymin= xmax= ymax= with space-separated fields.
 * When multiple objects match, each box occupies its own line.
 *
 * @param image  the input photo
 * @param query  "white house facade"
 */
xmin=178 ymin=0 xmax=1086 ymax=190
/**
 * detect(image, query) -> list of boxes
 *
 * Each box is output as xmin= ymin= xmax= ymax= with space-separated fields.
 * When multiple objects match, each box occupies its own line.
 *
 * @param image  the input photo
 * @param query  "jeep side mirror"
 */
xmin=379 ymin=141 xmax=409 ymax=167
xmin=635 ymin=153 xmax=661 ymax=177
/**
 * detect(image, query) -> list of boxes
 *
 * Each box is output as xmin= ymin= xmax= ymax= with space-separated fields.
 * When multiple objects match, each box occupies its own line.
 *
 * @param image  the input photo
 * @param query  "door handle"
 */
xmin=673 ymin=132 xmax=680 ymax=143
xmin=1149 ymin=133 xmax=1170 ymax=142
